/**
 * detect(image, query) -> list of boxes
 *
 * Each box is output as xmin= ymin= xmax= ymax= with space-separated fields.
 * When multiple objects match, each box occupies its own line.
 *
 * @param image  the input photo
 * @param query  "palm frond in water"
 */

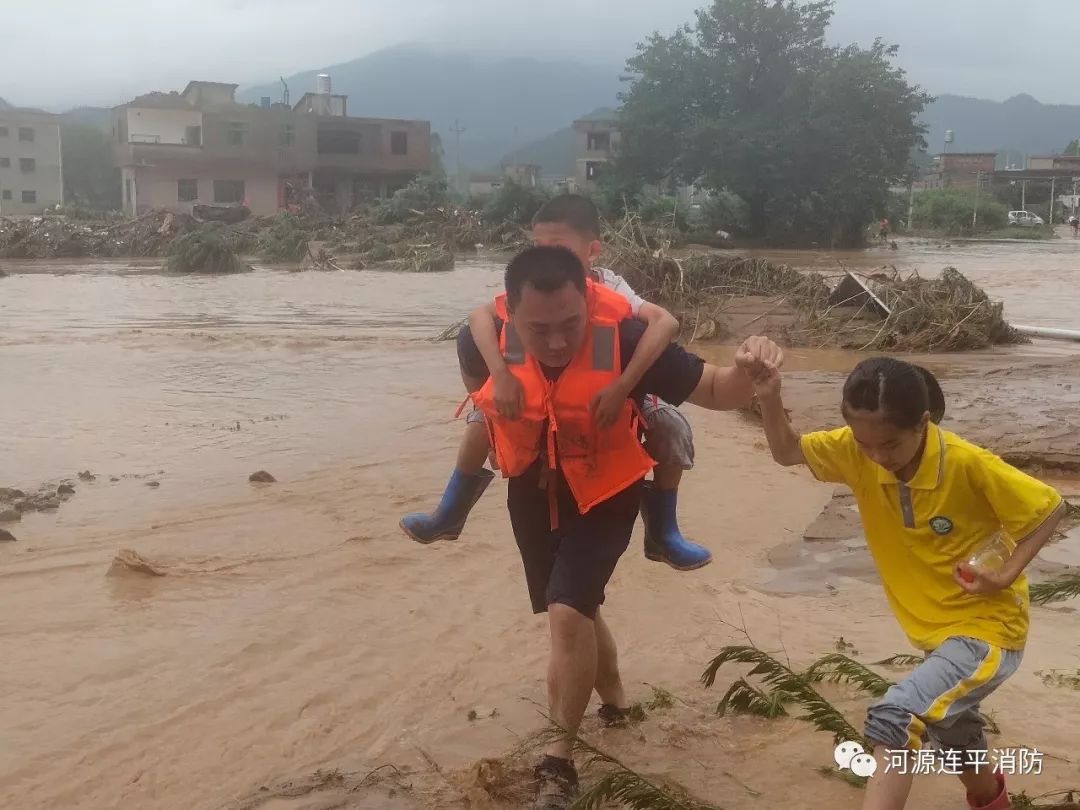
xmin=716 ymin=678 xmax=791 ymax=718
xmin=804 ymin=653 xmax=894 ymax=697
xmin=1030 ymin=574 xmax=1080 ymax=606
xmin=571 ymin=734 xmax=725 ymax=810
xmin=872 ymin=654 xmax=924 ymax=668
xmin=980 ymin=711 xmax=1001 ymax=736
xmin=702 ymin=645 xmax=864 ymax=745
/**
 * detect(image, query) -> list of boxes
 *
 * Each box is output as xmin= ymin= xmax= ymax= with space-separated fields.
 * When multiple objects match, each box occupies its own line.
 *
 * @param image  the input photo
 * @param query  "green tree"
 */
xmin=615 ymin=0 xmax=930 ymax=246
xmin=430 ymin=132 xmax=447 ymax=180
xmin=61 ymin=125 xmax=121 ymax=211
xmin=1064 ymin=139 xmax=1080 ymax=156
xmin=913 ymin=189 xmax=1007 ymax=235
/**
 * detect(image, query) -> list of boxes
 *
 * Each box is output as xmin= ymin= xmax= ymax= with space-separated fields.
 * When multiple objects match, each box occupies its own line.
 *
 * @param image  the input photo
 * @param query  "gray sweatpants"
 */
xmin=865 ymin=636 xmax=1023 ymax=760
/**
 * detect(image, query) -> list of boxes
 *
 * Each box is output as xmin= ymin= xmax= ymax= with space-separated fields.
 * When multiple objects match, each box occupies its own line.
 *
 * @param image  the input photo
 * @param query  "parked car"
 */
xmin=1008 ymin=210 xmax=1045 ymax=227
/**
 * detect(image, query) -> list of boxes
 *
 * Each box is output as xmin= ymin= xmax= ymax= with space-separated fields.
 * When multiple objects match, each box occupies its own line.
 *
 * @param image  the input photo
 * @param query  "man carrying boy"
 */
xmin=452 ymin=244 xmax=782 ymax=808
xmin=400 ymin=195 xmax=712 ymax=570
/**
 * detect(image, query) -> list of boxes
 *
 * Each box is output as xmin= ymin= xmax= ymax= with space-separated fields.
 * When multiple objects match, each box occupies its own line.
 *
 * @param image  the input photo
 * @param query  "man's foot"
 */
xmin=399 ymin=468 xmax=494 ymax=544
xmin=597 ymin=703 xmax=630 ymax=728
xmin=533 ymin=756 xmax=579 ymax=810
xmin=640 ymin=481 xmax=712 ymax=571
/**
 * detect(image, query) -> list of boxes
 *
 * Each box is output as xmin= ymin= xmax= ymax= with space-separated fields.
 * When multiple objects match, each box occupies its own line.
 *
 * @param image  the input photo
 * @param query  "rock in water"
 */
xmin=57 ymin=483 xmax=76 ymax=496
xmin=249 ymin=470 xmax=277 ymax=483
xmin=0 ymin=509 xmax=20 ymax=523
xmin=0 ymin=488 xmax=26 ymax=502
xmin=0 ymin=529 xmax=16 ymax=542
xmin=78 ymin=470 xmax=96 ymax=482
xmin=146 ymin=481 xmax=161 ymax=488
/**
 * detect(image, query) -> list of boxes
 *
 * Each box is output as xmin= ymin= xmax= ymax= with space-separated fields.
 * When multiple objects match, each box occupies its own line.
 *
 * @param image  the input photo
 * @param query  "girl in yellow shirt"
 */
xmin=752 ymin=357 xmax=1064 ymax=810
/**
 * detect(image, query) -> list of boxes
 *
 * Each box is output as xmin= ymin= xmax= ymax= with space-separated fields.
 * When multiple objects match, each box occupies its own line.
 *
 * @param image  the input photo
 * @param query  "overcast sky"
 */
xmin=5 ymin=1 xmax=1075 ymax=109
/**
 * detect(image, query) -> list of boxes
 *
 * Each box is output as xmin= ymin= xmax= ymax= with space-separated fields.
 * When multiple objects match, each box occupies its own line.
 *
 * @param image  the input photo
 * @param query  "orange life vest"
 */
xmin=470 ymin=280 xmax=656 ymax=525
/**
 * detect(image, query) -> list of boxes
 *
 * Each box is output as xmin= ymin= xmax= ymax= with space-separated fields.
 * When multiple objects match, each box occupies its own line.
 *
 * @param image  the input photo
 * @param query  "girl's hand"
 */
xmin=954 ymin=562 xmax=1012 ymax=595
xmin=752 ymin=363 xmax=782 ymax=400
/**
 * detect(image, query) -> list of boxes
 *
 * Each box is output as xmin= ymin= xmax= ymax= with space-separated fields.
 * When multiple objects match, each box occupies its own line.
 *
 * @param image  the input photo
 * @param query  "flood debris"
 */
xmin=0 ymin=203 xmax=529 ymax=269
xmin=167 ymin=226 xmax=248 ymax=274
xmin=602 ymin=217 xmax=1024 ymax=353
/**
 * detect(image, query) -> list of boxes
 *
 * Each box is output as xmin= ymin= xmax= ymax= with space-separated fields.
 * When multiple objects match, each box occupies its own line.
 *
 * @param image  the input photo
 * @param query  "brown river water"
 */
xmin=1 ymin=239 xmax=1078 ymax=809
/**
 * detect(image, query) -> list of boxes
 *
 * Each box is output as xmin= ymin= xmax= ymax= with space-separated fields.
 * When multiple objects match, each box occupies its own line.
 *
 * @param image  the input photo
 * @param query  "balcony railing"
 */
xmin=128 ymin=134 xmax=201 ymax=146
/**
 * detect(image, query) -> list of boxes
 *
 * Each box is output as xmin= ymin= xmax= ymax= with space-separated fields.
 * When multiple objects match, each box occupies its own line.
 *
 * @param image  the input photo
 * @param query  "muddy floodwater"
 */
xmin=1 ymin=239 xmax=1078 ymax=810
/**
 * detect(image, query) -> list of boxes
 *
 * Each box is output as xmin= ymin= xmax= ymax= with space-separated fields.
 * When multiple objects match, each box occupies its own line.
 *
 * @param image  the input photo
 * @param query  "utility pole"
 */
xmin=1050 ymin=177 xmax=1056 ymax=225
xmin=972 ymin=171 xmax=981 ymax=229
xmin=1021 ymin=179 xmax=1026 ymax=211
xmin=907 ymin=159 xmax=917 ymax=230
xmin=449 ymin=119 xmax=467 ymax=197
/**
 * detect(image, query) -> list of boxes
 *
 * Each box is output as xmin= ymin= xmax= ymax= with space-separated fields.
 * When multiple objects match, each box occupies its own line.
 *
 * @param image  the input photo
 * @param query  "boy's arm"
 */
xmin=467 ymin=302 xmax=523 ymax=417
xmin=590 ymin=302 xmax=679 ymax=427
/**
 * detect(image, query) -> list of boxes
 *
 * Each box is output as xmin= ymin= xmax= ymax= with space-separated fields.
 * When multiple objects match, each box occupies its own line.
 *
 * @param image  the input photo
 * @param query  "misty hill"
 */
xmin=0 ymin=97 xmax=10 ymax=110
xmin=240 ymin=44 xmax=622 ymax=172
xmin=506 ymin=93 xmax=1080 ymax=177
xmin=920 ymin=93 xmax=1080 ymax=164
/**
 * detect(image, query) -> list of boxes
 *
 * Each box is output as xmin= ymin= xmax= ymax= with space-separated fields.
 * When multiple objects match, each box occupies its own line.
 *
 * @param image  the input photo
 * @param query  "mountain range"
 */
xmin=11 ymin=45 xmax=1080 ymax=178
xmin=239 ymin=44 xmax=624 ymax=174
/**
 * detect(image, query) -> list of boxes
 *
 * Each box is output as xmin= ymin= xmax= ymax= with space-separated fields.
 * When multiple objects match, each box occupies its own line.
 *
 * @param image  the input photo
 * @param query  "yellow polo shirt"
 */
xmin=801 ymin=423 xmax=1063 ymax=651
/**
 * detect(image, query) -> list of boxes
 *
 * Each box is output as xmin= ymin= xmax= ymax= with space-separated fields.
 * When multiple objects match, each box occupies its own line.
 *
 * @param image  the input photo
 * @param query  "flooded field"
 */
xmin=1 ymin=242 xmax=1078 ymax=809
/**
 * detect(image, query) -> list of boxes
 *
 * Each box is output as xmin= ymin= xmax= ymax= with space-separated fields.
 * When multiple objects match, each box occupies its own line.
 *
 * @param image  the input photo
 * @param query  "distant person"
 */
xmin=752 ymin=357 xmax=1065 ymax=810
xmin=1070 ymin=215 xmax=1078 ymax=237
xmin=879 ymin=217 xmax=890 ymax=241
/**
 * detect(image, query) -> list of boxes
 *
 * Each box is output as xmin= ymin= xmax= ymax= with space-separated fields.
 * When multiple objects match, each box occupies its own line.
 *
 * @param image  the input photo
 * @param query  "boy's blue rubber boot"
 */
xmin=400 ymin=467 xmax=495 ymax=544
xmin=640 ymin=481 xmax=712 ymax=571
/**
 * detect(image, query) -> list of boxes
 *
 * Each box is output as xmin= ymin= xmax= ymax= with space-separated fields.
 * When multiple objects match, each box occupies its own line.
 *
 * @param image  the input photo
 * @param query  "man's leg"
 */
xmin=400 ymin=414 xmax=494 ymax=544
xmin=530 ymin=481 xmax=637 ymax=809
xmin=545 ymin=603 xmax=598 ymax=762
xmin=640 ymin=399 xmax=711 ymax=570
xmin=593 ymin=608 xmax=627 ymax=710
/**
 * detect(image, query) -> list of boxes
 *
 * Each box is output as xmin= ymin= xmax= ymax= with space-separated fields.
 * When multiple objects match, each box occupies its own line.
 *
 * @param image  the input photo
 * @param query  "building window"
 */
xmin=280 ymin=124 xmax=295 ymax=147
xmin=2 ymin=190 xmax=10 ymax=200
xmin=213 ymin=179 xmax=245 ymax=204
xmin=0 ymin=158 xmax=9 ymax=168
xmin=225 ymin=122 xmax=247 ymax=146
xmin=587 ymin=132 xmax=611 ymax=152
xmin=22 ymin=190 xmax=37 ymax=203
xmin=19 ymin=158 xmax=35 ymax=173
xmin=585 ymin=161 xmax=604 ymax=181
xmin=177 ymin=179 xmax=198 ymax=202
xmin=18 ymin=127 xmax=34 ymax=143
xmin=185 ymin=125 xmax=202 ymax=146
xmin=0 ymin=127 xmax=8 ymax=137
xmin=317 ymin=128 xmax=361 ymax=154
xmin=391 ymin=131 xmax=408 ymax=155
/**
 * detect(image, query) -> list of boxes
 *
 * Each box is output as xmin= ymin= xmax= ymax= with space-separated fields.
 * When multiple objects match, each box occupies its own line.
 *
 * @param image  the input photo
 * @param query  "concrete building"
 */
xmin=0 ymin=108 xmax=63 ymax=214
xmin=924 ymin=153 xmax=997 ymax=190
xmin=1026 ymin=154 xmax=1080 ymax=171
xmin=503 ymin=163 xmax=541 ymax=188
xmin=112 ymin=78 xmax=431 ymax=216
xmin=572 ymin=109 xmax=621 ymax=190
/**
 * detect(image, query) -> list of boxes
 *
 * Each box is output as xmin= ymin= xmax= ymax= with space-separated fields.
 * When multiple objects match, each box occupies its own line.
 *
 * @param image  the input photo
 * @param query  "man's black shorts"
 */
xmin=507 ymin=470 xmax=641 ymax=619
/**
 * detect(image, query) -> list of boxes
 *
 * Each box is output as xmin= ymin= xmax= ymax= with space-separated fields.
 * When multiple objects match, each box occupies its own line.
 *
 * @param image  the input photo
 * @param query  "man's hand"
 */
xmin=492 ymin=369 xmax=524 ymax=418
xmin=590 ymin=380 xmax=631 ymax=429
xmin=954 ymin=562 xmax=1013 ymax=595
xmin=735 ymin=336 xmax=784 ymax=380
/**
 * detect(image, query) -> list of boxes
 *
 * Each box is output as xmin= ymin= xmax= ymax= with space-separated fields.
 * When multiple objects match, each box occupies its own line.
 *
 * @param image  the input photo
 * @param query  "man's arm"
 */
xmin=683 ymin=336 xmax=785 ymax=412
xmin=466 ymin=302 xmax=522 ymax=417
xmin=620 ymin=302 xmax=679 ymax=391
